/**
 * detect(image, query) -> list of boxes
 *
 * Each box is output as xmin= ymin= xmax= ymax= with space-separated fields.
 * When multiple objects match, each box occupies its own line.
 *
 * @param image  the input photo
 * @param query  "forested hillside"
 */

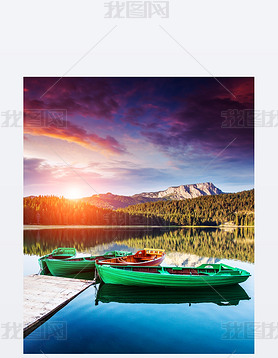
xmin=119 ymin=190 xmax=254 ymax=226
xmin=24 ymin=196 xmax=135 ymax=225
xmin=24 ymin=189 xmax=254 ymax=226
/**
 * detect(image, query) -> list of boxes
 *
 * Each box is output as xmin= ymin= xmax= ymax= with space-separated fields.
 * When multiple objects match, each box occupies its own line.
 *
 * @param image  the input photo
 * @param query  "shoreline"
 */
xmin=24 ymin=225 xmax=254 ymax=230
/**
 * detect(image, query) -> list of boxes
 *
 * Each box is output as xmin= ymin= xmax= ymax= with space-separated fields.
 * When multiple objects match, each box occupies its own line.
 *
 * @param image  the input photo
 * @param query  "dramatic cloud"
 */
xmin=24 ymin=115 xmax=126 ymax=155
xmin=24 ymin=77 xmax=120 ymax=119
xmin=24 ymin=77 xmax=254 ymax=196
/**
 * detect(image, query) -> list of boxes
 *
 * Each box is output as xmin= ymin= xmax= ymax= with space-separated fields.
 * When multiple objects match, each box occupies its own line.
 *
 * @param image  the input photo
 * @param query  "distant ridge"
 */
xmin=134 ymin=182 xmax=223 ymax=200
xmin=81 ymin=182 xmax=223 ymax=210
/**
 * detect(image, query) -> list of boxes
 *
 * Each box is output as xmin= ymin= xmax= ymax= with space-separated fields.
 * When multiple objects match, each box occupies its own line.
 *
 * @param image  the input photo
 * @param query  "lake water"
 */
xmin=23 ymin=227 xmax=254 ymax=354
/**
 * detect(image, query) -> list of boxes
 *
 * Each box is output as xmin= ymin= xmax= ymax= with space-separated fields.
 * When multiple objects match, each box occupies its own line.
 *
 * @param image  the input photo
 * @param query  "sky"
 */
xmin=24 ymin=77 xmax=254 ymax=198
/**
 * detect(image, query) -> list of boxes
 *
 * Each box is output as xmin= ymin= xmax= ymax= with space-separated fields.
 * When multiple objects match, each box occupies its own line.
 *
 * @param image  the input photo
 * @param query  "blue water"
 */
xmin=24 ymin=228 xmax=254 ymax=354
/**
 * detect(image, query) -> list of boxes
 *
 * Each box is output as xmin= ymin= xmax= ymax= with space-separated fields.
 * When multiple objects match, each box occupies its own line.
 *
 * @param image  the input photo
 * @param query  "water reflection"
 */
xmin=24 ymin=227 xmax=254 ymax=263
xmin=116 ymin=228 xmax=254 ymax=263
xmin=96 ymin=283 xmax=250 ymax=306
xmin=23 ymin=227 xmax=254 ymax=354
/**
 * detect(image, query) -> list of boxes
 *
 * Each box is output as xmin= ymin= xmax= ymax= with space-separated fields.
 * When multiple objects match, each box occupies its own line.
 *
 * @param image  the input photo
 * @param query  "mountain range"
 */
xmin=81 ymin=182 xmax=223 ymax=210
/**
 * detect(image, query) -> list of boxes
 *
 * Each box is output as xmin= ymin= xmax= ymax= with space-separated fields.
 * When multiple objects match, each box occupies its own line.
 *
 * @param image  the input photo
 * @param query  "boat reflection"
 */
xmin=95 ymin=283 xmax=250 ymax=307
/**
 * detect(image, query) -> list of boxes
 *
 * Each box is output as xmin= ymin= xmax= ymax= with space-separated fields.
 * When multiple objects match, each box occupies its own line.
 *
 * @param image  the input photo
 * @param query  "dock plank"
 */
xmin=24 ymin=274 xmax=93 ymax=336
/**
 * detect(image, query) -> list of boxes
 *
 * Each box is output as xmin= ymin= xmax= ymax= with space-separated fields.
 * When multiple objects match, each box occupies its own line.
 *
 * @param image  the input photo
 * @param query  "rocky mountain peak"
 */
xmin=81 ymin=182 xmax=223 ymax=210
xmin=134 ymin=182 xmax=222 ymax=201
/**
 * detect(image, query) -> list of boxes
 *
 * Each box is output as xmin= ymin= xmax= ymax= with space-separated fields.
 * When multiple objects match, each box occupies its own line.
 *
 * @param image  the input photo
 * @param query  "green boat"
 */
xmin=96 ymin=263 xmax=251 ymax=288
xmin=41 ymin=250 xmax=132 ymax=277
xmin=40 ymin=267 xmax=102 ymax=281
xmin=96 ymin=283 xmax=250 ymax=306
xmin=38 ymin=247 xmax=77 ymax=272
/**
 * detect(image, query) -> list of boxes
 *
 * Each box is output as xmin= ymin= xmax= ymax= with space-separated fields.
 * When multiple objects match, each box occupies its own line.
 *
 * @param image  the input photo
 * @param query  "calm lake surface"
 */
xmin=24 ymin=227 xmax=254 ymax=354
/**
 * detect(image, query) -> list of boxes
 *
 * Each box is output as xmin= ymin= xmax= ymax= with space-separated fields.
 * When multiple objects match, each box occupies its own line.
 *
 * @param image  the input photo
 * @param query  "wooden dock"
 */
xmin=24 ymin=274 xmax=94 ymax=337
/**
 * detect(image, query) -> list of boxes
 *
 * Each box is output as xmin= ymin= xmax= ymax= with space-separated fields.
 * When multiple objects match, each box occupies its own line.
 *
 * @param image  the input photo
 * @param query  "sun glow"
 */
xmin=65 ymin=187 xmax=82 ymax=200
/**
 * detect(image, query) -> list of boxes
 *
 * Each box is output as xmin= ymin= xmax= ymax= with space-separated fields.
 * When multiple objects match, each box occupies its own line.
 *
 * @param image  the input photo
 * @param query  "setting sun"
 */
xmin=65 ymin=187 xmax=82 ymax=200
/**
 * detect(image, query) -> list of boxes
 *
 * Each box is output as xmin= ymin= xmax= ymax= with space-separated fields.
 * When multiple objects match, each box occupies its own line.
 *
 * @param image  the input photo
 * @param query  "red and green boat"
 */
xmin=96 ymin=263 xmax=251 ymax=288
xmin=96 ymin=248 xmax=165 ymax=267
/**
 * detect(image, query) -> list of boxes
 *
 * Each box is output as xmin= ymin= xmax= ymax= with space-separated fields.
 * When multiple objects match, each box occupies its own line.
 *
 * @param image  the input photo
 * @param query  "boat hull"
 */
xmin=96 ymin=264 xmax=251 ymax=288
xmin=38 ymin=248 xmax=77 ymax=273
xmin=45 ymin=258 xmax=96 ymax=276
xmin=42 ymin=250 xmax=133 ymax=277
